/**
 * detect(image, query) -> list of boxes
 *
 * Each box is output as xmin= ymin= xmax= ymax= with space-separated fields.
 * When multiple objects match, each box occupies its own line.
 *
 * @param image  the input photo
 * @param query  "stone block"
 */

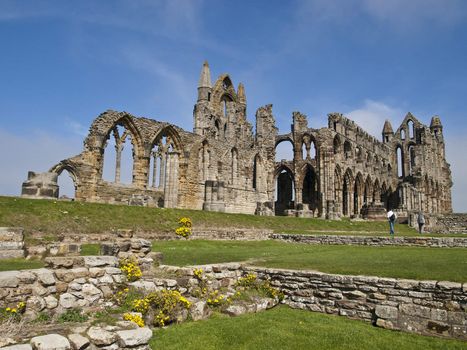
xmin=0 ymin=227 xmax=24 ymax=242
xmin=30 ymin=334 xmax=71 ymax=350
xmin=399 ymin=303 xmax=431 ymax=319
xmin=116 ymin=328 xmax=152 ymax=347
xmin=375 ymin=305 xmax=398 ymax=319
xmin=86 ymin=327 xmax=117 ymax=346
xmin=0 ymin=345 xmax=33 ymax=350
xmin=0 ymin=271 xmax=19 ymax=288
xmin=83 ymin=256 xmax=118 ymax=268
xmin=67 ymin=334 xmax=89 ymax=350
xmin=0 ymin=250 xmax=24 ymax=259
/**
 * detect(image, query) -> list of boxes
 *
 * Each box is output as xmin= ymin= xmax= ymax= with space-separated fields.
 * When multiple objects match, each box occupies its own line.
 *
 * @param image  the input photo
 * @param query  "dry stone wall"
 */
xmin=271 ymin=233 xmax=467 ymax=248
xmin=0 ymin=227 xmax=25 ymax=259
xmin=246 ymin=266 xmax=466 ymax=340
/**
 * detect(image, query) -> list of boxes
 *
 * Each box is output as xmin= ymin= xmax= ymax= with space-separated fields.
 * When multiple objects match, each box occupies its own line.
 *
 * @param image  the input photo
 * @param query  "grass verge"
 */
xmin=150 ymin=305 xmax=466 ymax=350
xmin=153 ymin=240 xmax=467 ymax=282
xmin=0 ymin=258 xmax=44 ymax=272
xmin=0 ymin=196 xmax=429 ymax=236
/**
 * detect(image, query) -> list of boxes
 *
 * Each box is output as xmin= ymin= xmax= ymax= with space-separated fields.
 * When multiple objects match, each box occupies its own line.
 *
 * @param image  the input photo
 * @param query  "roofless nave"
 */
xmin=22 ymin=62 xmax=452 ymax=220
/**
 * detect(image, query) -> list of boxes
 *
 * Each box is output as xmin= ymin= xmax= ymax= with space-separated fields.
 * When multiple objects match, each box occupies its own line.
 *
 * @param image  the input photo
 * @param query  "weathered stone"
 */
xmin=375 ymin=305 xmax=398 ymax=319
xmin=437 ymin=281 xmax=462 ymax=291
xmin=89 ymin=268 xmax=105 ymax=278
xmin=189 ymin=300 xmax=210 ymax=321
xmin=224 ymin=304 xmax=246 ymax=317
xmin=26 ymin=296 xmax=46 ymax=311
xmin=30 ymin=334 xmax=71 ymax=350
xmin=67 ymin=334 xmax=89 ymax=350
xmin=116 ymin=328 xmax=152 ymax=347
xmin=0 ymin=271 xmax=19 ymax=288
xmin=59 ymin=293 xmax=77 ymax=309
xmin=427 ymin=321 xmax=450 ymax=335
xmin=376 ymin=318 xmax=395 ymax=330
xmin=81 ymin=283 xmax=103 ymax=303
xmin=35 ymin=269 xmax=56 ymax=286
xmin=44 ymin=295 xmax=58 ymax=309
xmin=17 ymin=271 xmax=36 ymax=284
xmin=83 ymin=256 xmax=118 ymax=268
xmin=399 ymin=303 xmax=431 ymax=319
xmin=86 ymin=327 xmax=117 ymax=346
xmin=344 ymin=290 xmax=366 ymax=299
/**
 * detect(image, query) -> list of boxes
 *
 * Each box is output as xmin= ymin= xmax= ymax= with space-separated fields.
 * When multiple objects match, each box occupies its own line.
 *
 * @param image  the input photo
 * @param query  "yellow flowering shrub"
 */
xmin=193 ymin=268 xmax=203 ymax=280
xmin=175 ymin=217 xmax=192 ymax=238
xmin=236 ymin=273 xmax=257 ymax=287
xmin=132 ymin=298 xmax=150 ymax=314
xmin=123 ymin=313 xmax=145 ymax=327
xmin=119 ymin=258 xmax=142 ymax=281
xmin=206 ymin=290 xmax=231 ymax=307
xmin=146 ymin=289 xmax=192 ymax=327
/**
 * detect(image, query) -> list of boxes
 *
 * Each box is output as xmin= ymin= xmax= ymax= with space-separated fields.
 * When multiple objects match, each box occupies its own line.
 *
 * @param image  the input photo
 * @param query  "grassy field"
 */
xmin=153 ymin=240 xmax=467 ymax=282
xmin=0 ymin=195 xmax=438 ymax=237
xmin=150 ymin=305 xmax=466 ymax=350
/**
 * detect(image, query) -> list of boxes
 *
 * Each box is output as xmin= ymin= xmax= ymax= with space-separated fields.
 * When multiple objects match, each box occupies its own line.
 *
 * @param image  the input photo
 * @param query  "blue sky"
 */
xmin=1 ymin=0 xmax=466 ymax=211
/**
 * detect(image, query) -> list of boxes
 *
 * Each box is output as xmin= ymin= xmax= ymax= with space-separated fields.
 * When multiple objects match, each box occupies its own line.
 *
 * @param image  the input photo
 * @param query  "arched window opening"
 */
xmin=275 ymin=168 xmax=295 ymax=216
xmin=302 ymin=166 xmax=319 ymax=212
xmin=301 ymin=142 xmax=307 ymax=160
xmin=333 ymin=121 xmax=337 ymax=131
xmin=408 ymin=120 xmax=414 ymax=139
xmin=310 ymin=140 xmax=316 ymax=159
xmin=396 ymin=146 xmax=403 ymax=178
xmin=344 ymin=141 xmax=352 ymax=160
xmin=334 ymin=168 xmax=342 ymax=214
xmin=400 ymin=129 xmax=406 ymax=140
xmin=275 ymin=140 xmax=294 ymax=162
xmin=354 ymin=175 xmax=363 ymax=216
xmin=57 ymin=170 xmax=75 ymax=199
xmin=148 ymin=135 xmax=174 ymax=189
xmin=102 ymin=124 xmax=134 ymax=185
xmin=333 ymin=136 xmax=341 ymax=155
xmin=408 ymin=145 xmax=416 ymax=175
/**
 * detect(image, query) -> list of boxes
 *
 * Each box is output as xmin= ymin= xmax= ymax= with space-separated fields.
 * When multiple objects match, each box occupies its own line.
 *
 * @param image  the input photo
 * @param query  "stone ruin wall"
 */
xmin=21 ymin=62 xmax=453 ymax=220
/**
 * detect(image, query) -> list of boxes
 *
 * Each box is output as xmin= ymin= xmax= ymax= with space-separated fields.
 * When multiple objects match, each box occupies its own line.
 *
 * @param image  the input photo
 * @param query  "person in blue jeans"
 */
xmin=387 ymin=209 xmax=397 ymax=237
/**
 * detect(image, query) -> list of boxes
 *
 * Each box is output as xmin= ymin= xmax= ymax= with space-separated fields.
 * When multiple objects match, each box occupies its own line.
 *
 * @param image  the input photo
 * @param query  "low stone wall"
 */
xmin=246 ymin=266 xmax=466 ymax=340
xmin=271 ymin=233 xmax=467 ymax=248
xmin=0 ymin=227 xmax=24 ymax=259
xmin=190 ymin=228 xmax=272 ymax=241
xmin=26 ymin=238 xmax=153 ymax=260
xmin=1 ymin=326 xmax=152 ymax=350
xmin=432 ymin=214 xmax=467 ymax=234
xmin=0 ymin=256 xmax=123 ymax=313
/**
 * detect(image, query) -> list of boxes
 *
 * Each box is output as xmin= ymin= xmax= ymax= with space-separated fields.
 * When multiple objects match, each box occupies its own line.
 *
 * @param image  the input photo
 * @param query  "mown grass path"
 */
xmin=151 ymin=305 xmax=466 ymax=350
xmin=153 ymin=240 xmax=467 ymax=282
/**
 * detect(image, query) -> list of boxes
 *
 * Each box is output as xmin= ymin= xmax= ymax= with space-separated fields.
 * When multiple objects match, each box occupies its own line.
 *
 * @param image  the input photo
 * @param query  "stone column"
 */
xmin=151 ymin=152 xmax=158 ymax=188
xmin=159 ymin=151 xmax=166 ymax=190
xmin=115 ymin=143 xmax=123 ymax=183
xmin=163 ymin=152 xmax=179 ymax=208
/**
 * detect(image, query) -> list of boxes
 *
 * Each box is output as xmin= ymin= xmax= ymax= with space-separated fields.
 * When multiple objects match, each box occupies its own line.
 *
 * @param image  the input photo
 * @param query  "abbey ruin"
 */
xmin=22 ymin=62 xmax=453 ymax=219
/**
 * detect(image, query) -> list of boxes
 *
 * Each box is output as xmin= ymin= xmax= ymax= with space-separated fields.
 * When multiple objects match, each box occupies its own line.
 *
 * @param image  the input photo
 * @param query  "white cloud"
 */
xmin=345 ymin=99 xmax=403 ymax=139
xmin=0 ymin=128 xmax=82 ymax=197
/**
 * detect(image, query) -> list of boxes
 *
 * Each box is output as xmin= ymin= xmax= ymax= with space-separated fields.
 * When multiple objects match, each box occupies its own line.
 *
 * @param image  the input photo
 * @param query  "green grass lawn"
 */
xmin=150 ymin=305 xmax=466 ymax=350
xmin=0 ymin=258 xmax=44 ymax=271
xmin=0 ymin=195 xmax=445 ymax=237
xmin=153 ymin=240 xmax=467 ymax=282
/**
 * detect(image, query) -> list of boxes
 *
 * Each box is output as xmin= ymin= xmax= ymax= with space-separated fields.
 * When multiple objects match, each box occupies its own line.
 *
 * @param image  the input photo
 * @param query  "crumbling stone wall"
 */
xmin=22 ymin=62 xmax=452 ymax=218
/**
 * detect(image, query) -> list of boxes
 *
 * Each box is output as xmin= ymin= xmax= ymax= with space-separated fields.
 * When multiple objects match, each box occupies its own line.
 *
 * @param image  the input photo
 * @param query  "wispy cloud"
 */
xmin=345 ymin=99 xmax=403 ymax=138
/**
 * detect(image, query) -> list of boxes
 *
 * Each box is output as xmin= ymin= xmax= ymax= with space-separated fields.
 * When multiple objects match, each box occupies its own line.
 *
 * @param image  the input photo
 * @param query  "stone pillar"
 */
xmin=159 ymin=152 xmax=166 ymax=190
xmin=163 ymin=152 xmax=179 ymax=208
xmin=151 ymin=152 xmax=157 ymax=188
xmin=115 ymin=143 xmax=122 ymax=183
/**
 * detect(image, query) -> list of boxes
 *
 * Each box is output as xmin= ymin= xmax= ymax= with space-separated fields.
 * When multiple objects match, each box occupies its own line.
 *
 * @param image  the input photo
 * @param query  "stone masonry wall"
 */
xmin=0 ymin=227 xmax=25 ymax=259
xmin=246 ymin=266 xmax=466 ymax=340
xmin=271 ymin=233 xmax=467 ymax=248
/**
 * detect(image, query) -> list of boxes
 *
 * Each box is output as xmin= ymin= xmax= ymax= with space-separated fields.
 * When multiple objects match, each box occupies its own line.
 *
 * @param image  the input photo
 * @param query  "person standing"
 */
xmin=417 ymin=211 xmax=425 ymax=234
xmin=387 ymin=209 xmax=397 ymax=237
